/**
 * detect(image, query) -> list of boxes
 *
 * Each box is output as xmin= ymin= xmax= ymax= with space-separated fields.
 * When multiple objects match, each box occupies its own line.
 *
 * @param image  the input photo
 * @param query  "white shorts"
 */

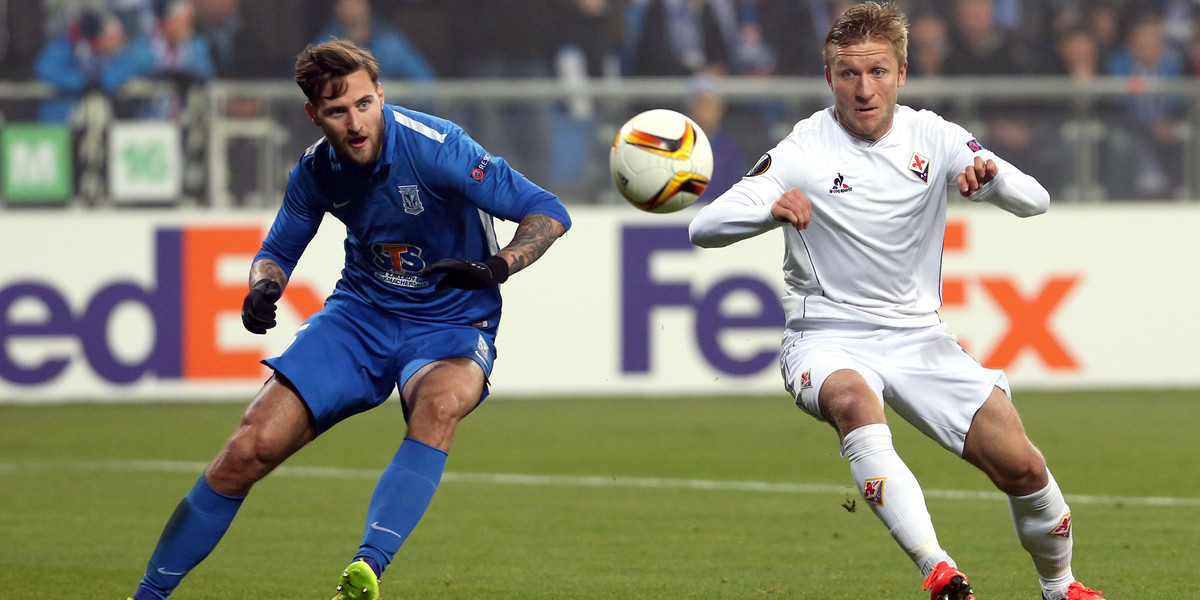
xmin=779 ymin=320 xmax=1009 ymax=456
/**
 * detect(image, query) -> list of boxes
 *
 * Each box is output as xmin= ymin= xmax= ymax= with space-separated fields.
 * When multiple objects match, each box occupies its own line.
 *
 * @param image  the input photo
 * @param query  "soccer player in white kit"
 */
xmin=688 ymin=4 xmax=1105 ymax=600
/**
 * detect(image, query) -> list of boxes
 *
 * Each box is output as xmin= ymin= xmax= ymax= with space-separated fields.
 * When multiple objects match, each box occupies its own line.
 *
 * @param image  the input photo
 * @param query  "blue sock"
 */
xmin=133 ymin=475 xmax=244 ymax=600
xmin=355 ymin=438 xmax=447 ymax=577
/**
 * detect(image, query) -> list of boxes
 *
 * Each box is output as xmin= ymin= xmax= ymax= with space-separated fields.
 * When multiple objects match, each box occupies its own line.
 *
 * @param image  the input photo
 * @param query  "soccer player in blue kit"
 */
xmin=126 ymin=40 xmax=570 ymax=600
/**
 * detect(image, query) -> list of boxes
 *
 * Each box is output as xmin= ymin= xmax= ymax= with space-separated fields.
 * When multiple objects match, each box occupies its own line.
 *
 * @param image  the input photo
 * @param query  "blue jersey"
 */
xmin=256 ymin=104 xmax=571 ymax=327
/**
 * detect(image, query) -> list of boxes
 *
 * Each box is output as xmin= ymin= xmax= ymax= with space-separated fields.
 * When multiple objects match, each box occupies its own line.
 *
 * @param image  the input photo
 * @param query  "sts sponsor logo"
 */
xmin=371 ymin=243 xmax=428 ymax=288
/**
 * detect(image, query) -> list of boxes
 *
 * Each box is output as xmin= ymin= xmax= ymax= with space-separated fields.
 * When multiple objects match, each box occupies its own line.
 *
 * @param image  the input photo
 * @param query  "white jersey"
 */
xmin=689 ymin=105 xmax=1049 ymax=328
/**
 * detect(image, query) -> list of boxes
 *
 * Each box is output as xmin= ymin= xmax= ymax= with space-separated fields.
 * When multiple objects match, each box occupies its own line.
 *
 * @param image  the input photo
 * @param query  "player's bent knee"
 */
xmin=220 ymin=425 xmax=293 ymax=480
xmin=993 ymin=452 xmax=1049 ymax=496
xmin=820 ymin=392 xmax=885 ymax=437
xmin=412 ymin=393 xmax=467 ymax=428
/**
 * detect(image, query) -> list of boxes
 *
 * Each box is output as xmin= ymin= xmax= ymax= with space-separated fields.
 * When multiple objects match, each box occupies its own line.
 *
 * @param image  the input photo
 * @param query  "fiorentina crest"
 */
xmin=1048 ymin=512 xmax=1072 ymax=539
xmin=909 ymin=152 xmax=930 ymax=184
xmin=862 ymin=477 xmax=887 ymax=506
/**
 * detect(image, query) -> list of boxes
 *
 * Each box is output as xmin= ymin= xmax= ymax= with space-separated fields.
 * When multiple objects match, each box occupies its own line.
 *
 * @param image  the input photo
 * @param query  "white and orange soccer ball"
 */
xmin=609 ymin=108 xmax=713 ymax=213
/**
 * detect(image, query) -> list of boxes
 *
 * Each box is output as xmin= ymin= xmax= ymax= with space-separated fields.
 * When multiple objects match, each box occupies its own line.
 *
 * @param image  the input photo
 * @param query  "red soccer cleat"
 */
xmin=922 ymin=561 xmax=975 ymax=600
xmin=1044 ymin=581 xmax=1105 ymax=600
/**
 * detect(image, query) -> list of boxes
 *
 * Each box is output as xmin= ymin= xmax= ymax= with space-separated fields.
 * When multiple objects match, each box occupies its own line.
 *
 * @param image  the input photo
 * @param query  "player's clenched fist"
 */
xmin=957 ymin=156 xmax=999 ymax=196
xmin=772 ymin=188 xmax=811 ymax=231
xmin=241 ymin=279 xmax=282 ymax=334
xmin=422 ymin=256 xmax=510 ymax=290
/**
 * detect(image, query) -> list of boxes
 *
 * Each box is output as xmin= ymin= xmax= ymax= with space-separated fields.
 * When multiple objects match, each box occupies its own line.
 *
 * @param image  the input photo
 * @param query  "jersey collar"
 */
xmin=828 ymin=106 xmax=896 ymax=148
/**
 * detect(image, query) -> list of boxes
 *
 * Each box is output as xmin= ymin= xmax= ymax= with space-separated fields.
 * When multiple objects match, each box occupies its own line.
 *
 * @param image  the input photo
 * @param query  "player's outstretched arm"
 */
xmin=242 ymin=259 xmax=288 ymax=334
xmin=495 ymin=213 xmax=567 ymax=276
xmin=690 ymin=188 xmax=808 ymax=248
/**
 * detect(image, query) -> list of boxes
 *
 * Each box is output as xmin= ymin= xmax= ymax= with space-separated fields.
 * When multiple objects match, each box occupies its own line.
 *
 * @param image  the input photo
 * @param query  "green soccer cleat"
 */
xmin=332 ymin=559 xmax=380 ymax=600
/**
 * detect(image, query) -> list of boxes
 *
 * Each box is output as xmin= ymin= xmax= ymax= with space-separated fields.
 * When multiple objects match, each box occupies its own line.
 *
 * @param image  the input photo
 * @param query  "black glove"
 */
xmin=241 ymin=279 xmax=282 ymax=334
xmin=422 ymin=256 xmax=509 ymax=290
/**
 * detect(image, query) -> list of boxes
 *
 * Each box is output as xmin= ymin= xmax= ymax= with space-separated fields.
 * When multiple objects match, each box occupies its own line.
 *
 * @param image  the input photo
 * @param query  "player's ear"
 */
xmin=897 ymin=60 xmax=908 ymax=88
xmin=304 ymin=102 xmax=318 ymax=125
xmin=376 ymin=81 xmax=384 ymax=105
xmin=824 ymin=65 xmax=832 ymax=87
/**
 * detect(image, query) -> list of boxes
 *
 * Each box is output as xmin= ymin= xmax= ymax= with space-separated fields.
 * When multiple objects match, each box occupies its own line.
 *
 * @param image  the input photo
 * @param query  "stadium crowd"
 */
xmin=1 ymin=0 xmax=1198 ymax=202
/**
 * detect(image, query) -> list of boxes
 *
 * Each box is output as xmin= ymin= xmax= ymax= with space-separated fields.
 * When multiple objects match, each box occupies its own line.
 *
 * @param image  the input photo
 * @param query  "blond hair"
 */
xmin=823 ymin=2 xmax=909 ymax=68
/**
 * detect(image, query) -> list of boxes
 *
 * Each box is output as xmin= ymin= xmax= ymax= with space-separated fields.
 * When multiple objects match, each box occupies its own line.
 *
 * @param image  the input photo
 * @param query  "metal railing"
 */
xmin=3 ymin=75 xmax=1200 ymax=208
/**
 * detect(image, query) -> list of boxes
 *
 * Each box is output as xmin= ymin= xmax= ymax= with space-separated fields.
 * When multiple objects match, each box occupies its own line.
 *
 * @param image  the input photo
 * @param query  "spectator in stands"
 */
xmin=1154 ymin=0 xmax=1199 ymax=54
xmin=903 ymin=11 xmax=955 ymax=115
xmin=729 ymin=0 xmax=774 ymax=76
xmin=198 ymin=0 xmax=318 ymax=78
xmin=757 ymin=0 xmax=854 ymax=77
xmin=110 ymin=0 xmax=159 ymax=39
xmin=0 ymin=0 xmax=45 ymax=81
xmin=621 ymin=0 xmax=739 ymax=77
xmin=1084 ymin=1 xmax=1125 ymax=68
xmin=193 ymin=0 xmax=245 ymax=77
xmin=122 ymin=0 xmax=216 ymax=118
xmin=1048 ymin=26 xmax=1130 ymax=200
xmin=547 ymin=0 xmax=622 ymax=202
xmin=1105 ymin=12 xmax=1187 ymax=199
xmin=1186 ymin=23 xmax=1200 ymax=76
xmin=447 ymin=0 xmax=558 ymax=79
xmin=939 ymin=0 xmax=1061 ymax=195
xmin=554 ymin=0 xmax=620 ymax=80
xmin=440 ymin=0 xmax=560 ymax=184
xmin=315 ymin=0 xmax=434 ymax=82
xmin=907 ymin=11 xmax=951 ymax=77
xmin=34 ymin=8 xmax=140 ymax=122
xmin=979 ymin=112 xmax=1074 ymax=200
xmin=987 ymin=0 xmax=1059 ymax=71
xmin=1055 ymin=27 xmax=1101 ymax=79
xmin=686 ymin=76 xmax=747 ymax=203
xmin=943 ymin=0 xmax=1033 ymax=74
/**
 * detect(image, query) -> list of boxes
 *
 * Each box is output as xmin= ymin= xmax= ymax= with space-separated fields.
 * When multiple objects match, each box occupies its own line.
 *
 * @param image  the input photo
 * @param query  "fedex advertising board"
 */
xmin=495 ymin=204 xmax=1200 ymax=394
xmin=0 ymin=213 xmax=341 ymax=401
xmin=1 ymin=205 xmax=1198 ymax=403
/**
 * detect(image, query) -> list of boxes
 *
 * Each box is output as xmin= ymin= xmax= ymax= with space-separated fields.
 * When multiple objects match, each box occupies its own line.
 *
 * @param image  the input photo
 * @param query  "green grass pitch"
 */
xmin=2 ymin=389 xmax=1198 ymax=599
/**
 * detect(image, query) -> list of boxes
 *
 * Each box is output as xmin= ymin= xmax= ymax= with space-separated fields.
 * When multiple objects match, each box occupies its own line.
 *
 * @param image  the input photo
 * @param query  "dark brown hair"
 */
xmin=294 ymin=40 xmax=380 ymax=106
xmin=823 ymin=2 xmax=909 ymax=68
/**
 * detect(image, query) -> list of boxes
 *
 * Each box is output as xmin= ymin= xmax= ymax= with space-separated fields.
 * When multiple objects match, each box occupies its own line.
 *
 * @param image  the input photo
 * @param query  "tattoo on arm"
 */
xmin=497 ymin=214 xmax=566 ymax=275
xmin=249 ymin=259 xmax=288 ymax=290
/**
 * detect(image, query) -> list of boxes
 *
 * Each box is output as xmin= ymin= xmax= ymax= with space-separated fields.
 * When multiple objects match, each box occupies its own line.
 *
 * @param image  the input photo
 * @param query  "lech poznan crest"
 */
xmin=398 ymin=185 xmax=424 ymax=215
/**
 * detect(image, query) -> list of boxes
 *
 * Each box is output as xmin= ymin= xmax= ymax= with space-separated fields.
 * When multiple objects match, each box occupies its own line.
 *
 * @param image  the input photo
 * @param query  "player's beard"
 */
xmin=335 ymin=123 xmax=383 ymax=167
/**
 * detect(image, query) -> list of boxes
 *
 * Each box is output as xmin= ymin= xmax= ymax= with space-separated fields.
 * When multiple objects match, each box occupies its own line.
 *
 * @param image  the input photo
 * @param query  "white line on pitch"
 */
xmin=2 ymin=460 xmax=1198 ymax=508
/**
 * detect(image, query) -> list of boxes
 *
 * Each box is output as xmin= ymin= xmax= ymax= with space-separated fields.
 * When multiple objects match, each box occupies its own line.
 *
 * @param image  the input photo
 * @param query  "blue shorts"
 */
xmin=263 ymin=291 xmax=497 ymax=434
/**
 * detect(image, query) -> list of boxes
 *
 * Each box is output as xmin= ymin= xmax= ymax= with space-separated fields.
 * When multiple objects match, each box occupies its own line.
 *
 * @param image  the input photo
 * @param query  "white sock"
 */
xmin=843 ymin=423 xmax=949 ymax=575
xmin=1008 ymin=470 xmax=1074 ymax=599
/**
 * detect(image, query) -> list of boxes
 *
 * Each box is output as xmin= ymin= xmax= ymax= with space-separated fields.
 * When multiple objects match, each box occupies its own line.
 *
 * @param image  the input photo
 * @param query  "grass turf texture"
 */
xmin=1 ymin=389 xmax=1198 ymax=599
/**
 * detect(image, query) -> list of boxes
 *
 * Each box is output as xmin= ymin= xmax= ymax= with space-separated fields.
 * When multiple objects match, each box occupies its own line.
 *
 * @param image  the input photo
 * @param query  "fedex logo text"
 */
xmin=621 ymin=225 xmax=784 ymax=376
xmin=941 ymin=220 xmax=1081 ymax=370
xmin=620 ymin=221 xmax=1081 ymax=379
xmin=0 ymin=227 xmax=325 ymax=386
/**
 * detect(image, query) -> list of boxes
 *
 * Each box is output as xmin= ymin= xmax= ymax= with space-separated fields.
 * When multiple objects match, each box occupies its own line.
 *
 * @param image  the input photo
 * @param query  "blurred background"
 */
xmin=4 ymin=0 xmax=1200 ymax=208
xmin=2 ymin=6 xmax=1197 ymax=596
xmin=1 ymin=0 xmax=1198 ymax=403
